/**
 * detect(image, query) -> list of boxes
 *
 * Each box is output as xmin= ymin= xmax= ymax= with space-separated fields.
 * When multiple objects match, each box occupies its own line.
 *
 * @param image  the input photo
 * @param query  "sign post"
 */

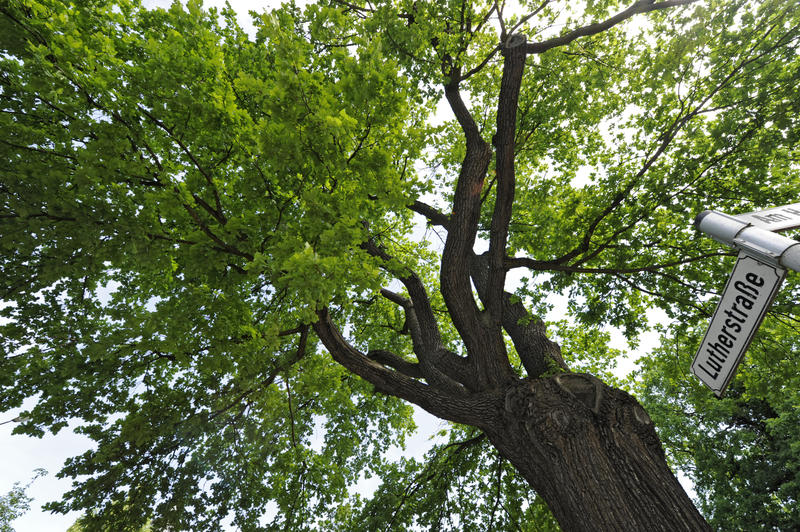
xmin=692 ymin=206 xmax=800 ymax=396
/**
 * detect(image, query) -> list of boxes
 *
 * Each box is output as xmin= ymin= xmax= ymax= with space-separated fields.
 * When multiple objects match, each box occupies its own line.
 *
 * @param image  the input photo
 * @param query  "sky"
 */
xmin=1 ymin=1 xmax=671 ymax=530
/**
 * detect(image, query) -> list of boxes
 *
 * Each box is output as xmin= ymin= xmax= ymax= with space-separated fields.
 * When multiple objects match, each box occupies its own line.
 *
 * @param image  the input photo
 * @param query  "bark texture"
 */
xmin=490 ymin=375 xmax=710 ymax=531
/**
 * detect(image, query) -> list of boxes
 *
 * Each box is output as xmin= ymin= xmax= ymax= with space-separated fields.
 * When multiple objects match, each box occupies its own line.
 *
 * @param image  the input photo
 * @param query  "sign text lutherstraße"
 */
xmin=691 ymin=253 xmax=786 ymax=396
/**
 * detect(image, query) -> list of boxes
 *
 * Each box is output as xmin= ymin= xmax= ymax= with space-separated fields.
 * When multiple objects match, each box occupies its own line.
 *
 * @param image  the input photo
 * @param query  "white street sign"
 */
xmin=691 ymin=253 xmax=786 ymax=396
xmin=735 ymin=202 xmax=800 ymax=232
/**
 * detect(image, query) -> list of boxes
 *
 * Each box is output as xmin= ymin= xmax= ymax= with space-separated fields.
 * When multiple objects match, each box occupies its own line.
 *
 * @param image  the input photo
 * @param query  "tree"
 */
xmin=1 ymin=0 xmax=799 ymax=529
xmin=0 ymin=469 xmax=46 ymax=532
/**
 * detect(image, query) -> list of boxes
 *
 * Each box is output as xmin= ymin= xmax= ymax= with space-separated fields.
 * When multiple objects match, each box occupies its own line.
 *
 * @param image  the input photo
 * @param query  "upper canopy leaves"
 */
xmin=2 ymin=0 xmax=427 ymax=528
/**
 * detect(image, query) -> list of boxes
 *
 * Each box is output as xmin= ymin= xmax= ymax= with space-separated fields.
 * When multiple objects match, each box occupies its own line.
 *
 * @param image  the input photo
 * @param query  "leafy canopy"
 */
xmin=2 ymin=0 xmax=800 ymax=529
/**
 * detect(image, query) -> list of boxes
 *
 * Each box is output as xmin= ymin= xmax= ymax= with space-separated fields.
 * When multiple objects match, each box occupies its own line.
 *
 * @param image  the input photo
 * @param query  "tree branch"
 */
xmin=486 ymin=34 xmax=527 ymax=324
xmin=362 ymin=239 xmax=473 ymax=391
xmin=444 ymin=76 xmax=485 ymax=145
xmin=487 ymin=456 xmax=504 ymax=531
xmin=367 ymin=349 xmax=423 ymax=379
xmin=460 ymin=44 xmax=502 ymax=82
xmin=408 ymin=200 xmax=450 ymax=229
xmin=531 ymin=16 xmax=786 ymax=271
xmin=385 ymin=432 xmax=488 ymax=529
xmin=313 ymin=309 xmax=502 ymax=427
xmin=525 ymin=0 xmax=699 ymax=55
xmin=508 ymin=0 xmax=552 ymax=37
xmin=504 ymin=252 xmax=731 ymax=275
xmin=380 ymin=288 xmax=426 ymax=355
xmin=377 ymin=289 xmax=475 ymax=392
xmin=181 ymin=202 xmax=253 ymax=261
xmin=208 ymin=326 xmax=309 ymax=423
xmin=138 ymin=105 xmax=227 ymax=226
xmin=441 ymin=80 xmax=514 ymax=388
xmin=362 ymin=238 xmax=442 ymax=350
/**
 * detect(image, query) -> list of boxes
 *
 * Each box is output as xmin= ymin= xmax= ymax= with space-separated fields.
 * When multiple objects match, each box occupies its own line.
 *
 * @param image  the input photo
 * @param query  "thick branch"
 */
xmin=441 ymin=81 xmax=515 ymax=388
xmin=409 ymin=200 xmax=450 ymax=229
xmin=313 ymin=309 xmax=502 ymax=427
xmin=486 ymin=34 xmax=527 ymax=324
xmin=378 ymin=289 xmax=475 ymax=391
xmin=525 ymin=1 xmax=699 ymax=55
xmin=444 ymin=76 xmax=485 ymax=145
xmin=379 ymin=288 xmax=412 ymax=308
xmin=380 ymin=288 xmax=426 ymax=355
xmin=367 ymin=349 xmax=424 ymax=379
xmin=365 ymin=242 xmax=473 ymax=390
xmin=471 ymin=253 xmax=566 ymax=378
xmin=362 ymin=239 xmax=442 ymax=350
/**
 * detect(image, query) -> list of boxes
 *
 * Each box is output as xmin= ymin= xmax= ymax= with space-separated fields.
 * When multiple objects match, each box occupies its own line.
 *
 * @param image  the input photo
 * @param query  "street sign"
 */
xmin=691 ymin=253 xmax=786 ymax=396
xmin=735 ymin=202 xmax=800 ymax=232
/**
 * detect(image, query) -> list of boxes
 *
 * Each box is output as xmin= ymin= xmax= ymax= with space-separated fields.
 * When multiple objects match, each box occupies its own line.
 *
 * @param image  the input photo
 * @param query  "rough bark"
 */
xmin=489 ymin=375 xmax=711 ymax=531
xmin=485 ymin=34 xmax=527 ymax=324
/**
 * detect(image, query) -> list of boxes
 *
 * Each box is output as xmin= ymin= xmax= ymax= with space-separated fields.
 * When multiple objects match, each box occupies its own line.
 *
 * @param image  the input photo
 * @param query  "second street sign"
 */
xmin=735 ymin=202 xmax=800 ymax=232
xmin=691 ymin=252 xmax=786 ymax=396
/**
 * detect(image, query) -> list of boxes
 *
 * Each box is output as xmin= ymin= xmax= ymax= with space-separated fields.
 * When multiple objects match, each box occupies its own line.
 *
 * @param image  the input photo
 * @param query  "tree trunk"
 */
xmin=488 ymin=374 xmax=710 ymax=531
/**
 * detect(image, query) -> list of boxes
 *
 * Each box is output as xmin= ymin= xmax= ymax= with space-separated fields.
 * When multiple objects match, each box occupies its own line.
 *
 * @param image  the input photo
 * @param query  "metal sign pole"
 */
xmin=695 ymin=210 xmax=800 ymax=271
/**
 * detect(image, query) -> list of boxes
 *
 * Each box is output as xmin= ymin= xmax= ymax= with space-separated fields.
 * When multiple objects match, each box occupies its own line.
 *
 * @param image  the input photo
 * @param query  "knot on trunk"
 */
xmin=633 ymin=404 xmax=652 ymax=425
xmin=504 ymin=373 xmax=603 ymax=417
xmin=597 ymin=387 xmax=664 ymax=460
xmin=554 ymin=373 xmax=603 ymax=414
xmin=503 ymin=374 xmax=602 ymax=441
xmin=502 ymin=375 xmax=662 ymax=457
xmin=504 ymin=33 xmax=527 ymax=50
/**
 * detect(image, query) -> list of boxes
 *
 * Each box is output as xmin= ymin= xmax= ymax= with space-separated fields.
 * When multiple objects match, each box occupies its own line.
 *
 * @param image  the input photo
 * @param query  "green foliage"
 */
xmin=548 ymin=320 xmax=628 ymax=386
xmin=2 ymin=0 xmax=800 ymax=529
xmin=1 ymin=0 xmax=425 ymax=529
xmin=334 ymin=426 xmax=559 ymax=531
xmin=506 ymin=0 xmax=800 ymax=334
xmin=0 ymin=469 xmax=46 ymax=532
xmin=636 ymin=316 xmax=800 ymax=530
